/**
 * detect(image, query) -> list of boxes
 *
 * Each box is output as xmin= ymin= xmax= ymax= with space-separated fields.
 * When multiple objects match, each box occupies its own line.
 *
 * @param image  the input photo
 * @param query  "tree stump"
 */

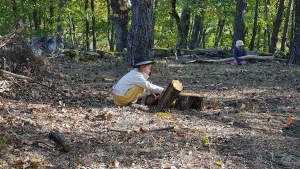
xmin=155 ymin=80 xmax=183 ymax=112
xmin=174 ymin=92 xmax=203 ymax=111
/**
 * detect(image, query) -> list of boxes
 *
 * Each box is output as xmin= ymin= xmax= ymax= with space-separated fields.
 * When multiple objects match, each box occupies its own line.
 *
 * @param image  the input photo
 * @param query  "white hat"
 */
xmin=236 ymin=40 xmax=244 ymax=47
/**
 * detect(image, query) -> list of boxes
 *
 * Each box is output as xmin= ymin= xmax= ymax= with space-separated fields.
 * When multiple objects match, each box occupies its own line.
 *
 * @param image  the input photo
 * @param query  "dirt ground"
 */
xmin=0 ymin=56 xmax=300 ymax=169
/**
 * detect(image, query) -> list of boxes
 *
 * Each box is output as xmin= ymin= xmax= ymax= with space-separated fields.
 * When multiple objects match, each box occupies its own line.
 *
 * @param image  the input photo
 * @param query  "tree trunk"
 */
xmin=281 ymin=0 xmax=293 ymax=51
xmin=249 ymin=0 xmax=259 ymax=51
xmin=107 ymin=0 xmax=115 ymax=52
xmin=91 ymin=0 xmax=96 ymax=51
xmin=190 ymin=13 xmax=203 ymax=50
xmin=214 ymin=18 xmax=225 ymax=48
xmin=269 ymin=0 xmax=285 ymax=53
xmin=85 ymin=0 xmax=90 ymax=51
xmin=68 ymin=13 xmax=74 ymax=48
xmin=289 ymin=0 xmax=300 ymax=64
xmin=110 ymin=0 xmax=129 ymax=52
xmin=232 ymin=0 xmax=246 ymax=49
xmin=264 ymin=0 xmax=271 ymax=51
xmin=126 ymin=0 xmax=154 ymax=66
xmin=33 ymin=0 xmax=40 ymax=30
xmin=177 ymin=8 xmax=191 ymax=49
xmin=169 ymin=0 xmax=183 ymax=49
xmin=57 ymin=0 xmax=64 ymax=44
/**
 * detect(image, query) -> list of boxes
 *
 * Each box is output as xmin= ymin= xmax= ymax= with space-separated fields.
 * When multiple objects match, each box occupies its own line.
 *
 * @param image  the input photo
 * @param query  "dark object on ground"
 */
xmin=49 ymin=132 xmax=71 ymax=152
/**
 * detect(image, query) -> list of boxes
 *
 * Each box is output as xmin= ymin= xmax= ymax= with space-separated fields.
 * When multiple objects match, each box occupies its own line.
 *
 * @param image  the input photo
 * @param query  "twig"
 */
xmin=0 ymin=69 xmax=33 ymax=80
xmin=149 ymin=126 xmax=175 ymax=132
xmin=1 ymin=69 xmax=68 ymax=97
xmin=107 ymin=126 xmax=175 ymax=133
xmin=107 ymin=128 xmax=130 ymax=133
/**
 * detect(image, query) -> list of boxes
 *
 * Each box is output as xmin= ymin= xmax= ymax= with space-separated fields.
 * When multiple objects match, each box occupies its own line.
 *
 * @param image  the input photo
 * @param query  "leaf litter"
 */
xmin=0 ymin=57 xmax=300 ymax=168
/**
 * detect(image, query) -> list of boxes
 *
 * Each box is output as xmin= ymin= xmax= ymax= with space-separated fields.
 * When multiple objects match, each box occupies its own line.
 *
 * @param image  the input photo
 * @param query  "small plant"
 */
xmin=0 ymin=132 xmax=10 ymax=151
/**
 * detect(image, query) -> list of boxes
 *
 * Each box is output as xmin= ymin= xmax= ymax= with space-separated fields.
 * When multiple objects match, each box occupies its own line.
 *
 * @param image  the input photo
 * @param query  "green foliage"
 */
xmin=259 ymin=52 xmax=273 ymax=56
xmin=96 ymin=50 xmax=106 ymax=59
xmin=203 ymin=136 xmax=209 ymax=145
xmin=0 ymin=0 xmax=294 ymax=53
xmin=274 ymin=51 xmax=286 ymax=58
xmin=0 ymin=132 xmax=10 ymax=152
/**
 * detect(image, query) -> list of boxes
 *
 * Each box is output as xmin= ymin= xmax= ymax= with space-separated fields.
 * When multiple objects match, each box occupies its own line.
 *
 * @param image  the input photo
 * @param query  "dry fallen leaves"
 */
xmin=286 ymin=116 xmax=293 ymax=125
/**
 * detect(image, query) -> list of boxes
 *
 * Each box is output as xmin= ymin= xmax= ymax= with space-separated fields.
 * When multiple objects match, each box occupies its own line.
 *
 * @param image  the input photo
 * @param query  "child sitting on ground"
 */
xmin=112 ymin=56 xmax=165 ymax=106
xmin=231 ymin=40 xmax=247 ymax=66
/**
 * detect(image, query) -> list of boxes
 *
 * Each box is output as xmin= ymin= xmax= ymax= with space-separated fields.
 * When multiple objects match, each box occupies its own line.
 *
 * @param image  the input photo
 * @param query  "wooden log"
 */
xmin=155 ymin=80 xmax=183 ymax=112
xmin=183 ymin=55 xmax=275 ymax=64
xmin=174 ymin=92 xmax=203 ymax=111
xmin=144 ymin=93 xmax=162 ymax=106
xmin=49 ymin=132 xmax=71 ymax=152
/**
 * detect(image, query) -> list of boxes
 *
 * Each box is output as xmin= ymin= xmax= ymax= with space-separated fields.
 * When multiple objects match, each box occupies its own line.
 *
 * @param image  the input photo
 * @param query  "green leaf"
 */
xmin=157 ymin=112 xmax=172 ymax=117
xmin=203 ymin=136 xmax=209 ymax=145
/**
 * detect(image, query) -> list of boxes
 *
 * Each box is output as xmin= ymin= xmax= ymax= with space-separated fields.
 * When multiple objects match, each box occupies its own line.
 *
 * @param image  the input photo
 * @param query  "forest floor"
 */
xmin=1 ymin=55 xmax=300 ymax=169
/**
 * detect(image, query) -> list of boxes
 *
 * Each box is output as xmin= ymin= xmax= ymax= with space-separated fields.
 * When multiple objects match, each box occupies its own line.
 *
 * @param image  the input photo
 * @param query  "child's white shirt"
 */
xmin=112 ymin=68 xmax=164 ymax=96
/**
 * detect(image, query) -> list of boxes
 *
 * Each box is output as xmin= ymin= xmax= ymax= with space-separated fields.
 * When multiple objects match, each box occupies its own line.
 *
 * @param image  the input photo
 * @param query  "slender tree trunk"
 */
xmin=289 ymin=0 xmax=300 ymax=64
xmin=11 ymin=0 xmax=21 ymax=29
xmin=110 ymin=0 xmax=129 ymax=52
xmin=249 ymin=0 xmax=259 ymax=51
xmin=85 ymin=0 xmax=90 ymax=51
xmin=107 ymin=0 xmax=115 ymax=51
xmin=177 ymin=8 xmax=191 ymax=49
xmin=281 ymin=0 xmax=293 ymax=51
xmin=269 ymin=0 xmax=285 ymax=53
xmin=169 ymin=0 xmax=183 ymax=48
xmin=264 ymin=0 xmax=271 ymax=51
xmin=214 ymin=18 xmax=225 ymax=48
xmin=56 ymin=0 xmax=64 ymax=48
xmin=68 ymin=13 xmax=74 ymax=48
xmin=189 ymin=14 xmax=203 ymax=49
xmin=232 ymin=0 xmax=246 ymax=49
xmin=33 ymin=0 xmax=39 ymax=30
xmin=72 ymin=18 xmax=77 ymax=47
xmin=91 ymin=0 xmax=96 ymax=51
xmin=49 ymin=0 xmax=54 ymax=26
xmin=126 ymin=0 xmax=154 ymax=66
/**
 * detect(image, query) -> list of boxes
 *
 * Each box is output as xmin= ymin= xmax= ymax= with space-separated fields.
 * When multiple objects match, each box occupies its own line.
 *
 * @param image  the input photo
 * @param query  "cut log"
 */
xmin=155 ymin=80 xmax=183 ymax=112
xmin=183 ymin=55 xmax=275 ymax=64
xmin=174 ymin=92 xmax=203 ymax=111
xmin=144 ymin=93 xmax=162 ymax=106
xmin=49 ymin=132 xmax=71 ymax=152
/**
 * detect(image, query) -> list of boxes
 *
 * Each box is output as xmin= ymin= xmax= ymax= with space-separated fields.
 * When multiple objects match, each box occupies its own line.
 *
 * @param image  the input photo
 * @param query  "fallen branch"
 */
xmin=49 ymin=132 xmax=71 ymax=152
xmin=106 ymin=128 xmax=131 ymax=133
xmin=107 ymin=126 xmax=175 ymax=133
xmin=34 ymin=138 xmax=56 ymax=148
xmin=149 ymin=126 xmax=174 ymax=132
xmin=183 ymin=55 xmax=275 ymax=64
xmin=1 ymin=68 xmax=68 ymax=97
xmin=0 ymin=69 xmax=33 ymax=80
